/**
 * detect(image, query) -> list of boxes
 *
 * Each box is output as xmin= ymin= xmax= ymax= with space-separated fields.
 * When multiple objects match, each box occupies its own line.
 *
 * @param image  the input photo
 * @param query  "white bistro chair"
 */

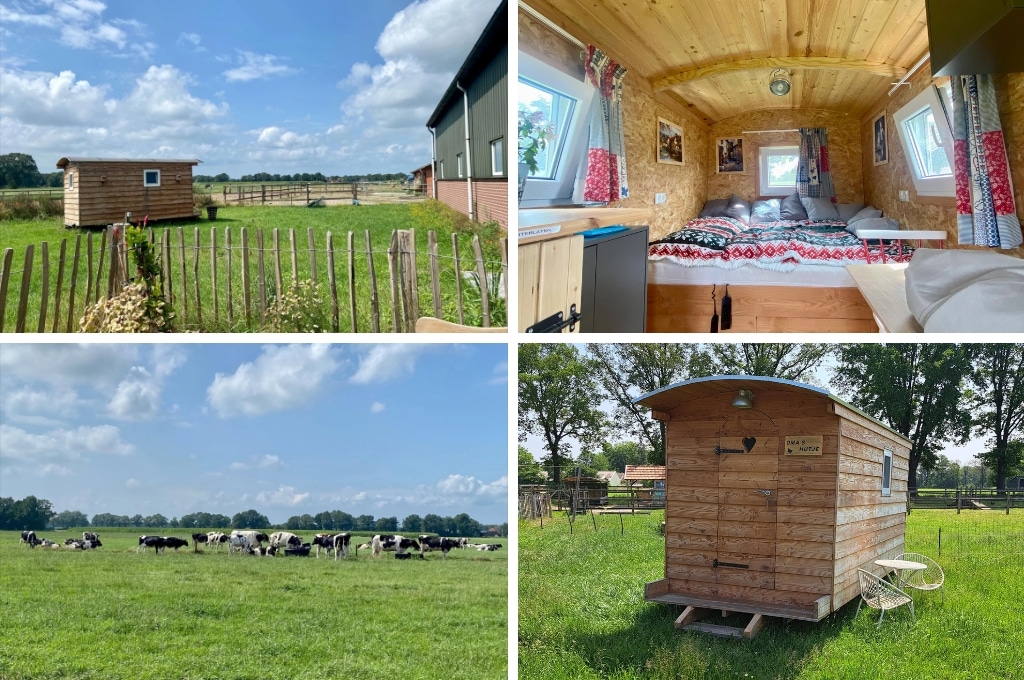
xmin=856 ymin=569 xmax=915 ymax=627
xmin=895 ymin=552 xmax=946 ymax=602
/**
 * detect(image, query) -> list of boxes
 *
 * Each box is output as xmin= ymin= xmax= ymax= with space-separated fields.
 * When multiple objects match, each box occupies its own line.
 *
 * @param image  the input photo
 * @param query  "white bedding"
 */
xmin=648 ymin=260 xmax=856 ymax=288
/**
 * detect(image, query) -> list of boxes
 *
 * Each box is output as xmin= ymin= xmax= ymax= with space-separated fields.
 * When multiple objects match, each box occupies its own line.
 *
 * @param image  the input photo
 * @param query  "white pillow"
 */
xmin=848 ymin=206 xmax=882 ymax=224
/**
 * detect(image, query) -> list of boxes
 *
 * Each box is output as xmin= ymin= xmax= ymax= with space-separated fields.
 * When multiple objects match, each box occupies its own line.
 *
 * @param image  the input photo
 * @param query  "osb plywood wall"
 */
xmin=862 ymin=67 xmax=1023 ymax=257
xmin=708 ymin=110 xmax=863 ymax=205
xmin=518 ymin=8 xmax=709 ymax=241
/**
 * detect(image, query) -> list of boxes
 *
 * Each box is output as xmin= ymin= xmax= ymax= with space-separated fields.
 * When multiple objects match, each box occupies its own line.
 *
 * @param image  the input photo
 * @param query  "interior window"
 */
xmin=758 ymin=146 xmax=799 ymax=196
xmin=893 ymin=85 xmax=955 ymax=197
xmin=518 ymin=51 xmax=597 ymax=208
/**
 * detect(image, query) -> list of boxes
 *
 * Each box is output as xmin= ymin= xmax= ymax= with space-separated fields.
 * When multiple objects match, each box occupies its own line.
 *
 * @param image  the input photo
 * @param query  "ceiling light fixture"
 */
xmin=732 ymin=389 xmax=754 ymax=409
xmin=768 ymin=69 xmax=791 ymax=96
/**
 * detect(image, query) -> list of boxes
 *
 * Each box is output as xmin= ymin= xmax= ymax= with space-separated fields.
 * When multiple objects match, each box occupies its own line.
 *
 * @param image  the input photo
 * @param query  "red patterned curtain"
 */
xmin=583 ymin=46 xmax=628 ymax=203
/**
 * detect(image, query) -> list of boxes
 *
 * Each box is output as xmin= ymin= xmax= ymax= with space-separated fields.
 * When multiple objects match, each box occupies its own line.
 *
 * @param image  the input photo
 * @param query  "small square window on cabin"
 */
xmin=491 ymin=138 xmax=504 ymax=176
xmin=143 ymin=169 xmax=161 ymax=187
xmin=882 ymin=449 xmax=893 ymax=497
xmin=758 ymin=146 xmax=799 ymax=196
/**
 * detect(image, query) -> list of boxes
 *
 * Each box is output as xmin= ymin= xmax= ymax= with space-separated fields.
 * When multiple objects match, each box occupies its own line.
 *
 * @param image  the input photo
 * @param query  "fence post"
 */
xmin=193 ymin=227 xmax=202 ymax=325
xmin=261 ymin=184 xmax=266 ymax=204
xmin=398 ymin=230 xmax=416 ymax=332
xmin=307 ymin=228 xmax=317 ymax=285
xmin=956 ymin=487 xmax=961 ymax=515
xmin=365 ymin=230 xmax=380 ymax=333
xmin=289 ymin=228 xmax=298 ymax=288
xmin=95 ymin=229 xmax=107 ymax=302
xmin=178 ymin=228 xmax=188 ymax=321
xmin=224 ymin=227 xmax=233 ymax=327
xmin=241 ymin=227 xmax=251 ymax=328
xmin=387 ymin=230 xmax=400 ymax=333
xmin=472 ymin=234 xmax=490 ymax=327
xmin=162 ymin=229 xmax=172 ymax=306
xmin=0 ymin=248 xmax=13 ymax=331
xmin=257 ymin=229 xmax=267 ymax=319
xmin=51 ymin=239 xmax=67 ymax=333
xmin=347 ymin=231 xmax=357 ymax=333
xmin=273 ymin=228 xmax=283 ymax=305
xmin=428 ymin=230 xmax=441 ymax=319
xmin=15 ymin=245 xmax=34 ymax=333
xmin=84 ymin=232 xmax=94 ymax=308
xmin=66 ymin=236 xmax=81 ymax=332
xmin=451 ymin=234 xmax=464 ymax=324
xmin=326 ymin=231 xmax=339 ymax=332
xmin=37 ymin=242 xmax=49 ymax=333
xmin=210 ymin=228 xmax=218 ymax=322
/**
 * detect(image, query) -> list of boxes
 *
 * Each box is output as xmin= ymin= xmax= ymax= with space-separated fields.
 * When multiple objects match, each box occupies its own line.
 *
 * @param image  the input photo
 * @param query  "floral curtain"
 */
xmin=796 ymin=127 xmax=835 ymax=202
xmin=583 ymin=45 xmax=628 ymax=203
xmin=951 ymin=75 xmax=1021 ymax=249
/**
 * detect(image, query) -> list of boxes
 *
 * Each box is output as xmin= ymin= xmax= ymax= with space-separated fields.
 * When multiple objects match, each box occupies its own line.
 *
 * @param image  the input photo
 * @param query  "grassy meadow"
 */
xmin=519 ymin=510 xmax=1024 ymax=680
xmin=0 ymin=201 xmax=506 ymax=333
xmin=0 ymin=528 xmax=507 ymax=680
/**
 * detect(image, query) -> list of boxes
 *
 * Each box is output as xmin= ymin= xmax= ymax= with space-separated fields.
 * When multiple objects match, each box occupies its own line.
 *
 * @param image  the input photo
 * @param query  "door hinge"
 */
xmin=526 ymin=304 xmax=582 ymax=333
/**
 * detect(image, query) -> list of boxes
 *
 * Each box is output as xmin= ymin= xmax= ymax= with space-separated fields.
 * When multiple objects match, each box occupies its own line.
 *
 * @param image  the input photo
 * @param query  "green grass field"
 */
xmin=519 ymin=510 xmax=1023 ymax=680
xmin=0 ymin=201 xmax=506 ymax=333
xmin=0 ymin=528 xmax=507 ymax=680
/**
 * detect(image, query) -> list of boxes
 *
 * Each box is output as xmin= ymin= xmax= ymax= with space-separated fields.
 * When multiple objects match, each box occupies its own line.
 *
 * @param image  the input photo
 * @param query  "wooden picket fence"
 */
xmin=0 ymin=225 xmax=507 ymax=333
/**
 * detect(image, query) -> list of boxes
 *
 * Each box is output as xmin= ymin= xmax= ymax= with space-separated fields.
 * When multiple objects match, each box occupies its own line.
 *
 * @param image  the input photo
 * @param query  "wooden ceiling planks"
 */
xmin=520 ymin=0 xmax=931 ymax=122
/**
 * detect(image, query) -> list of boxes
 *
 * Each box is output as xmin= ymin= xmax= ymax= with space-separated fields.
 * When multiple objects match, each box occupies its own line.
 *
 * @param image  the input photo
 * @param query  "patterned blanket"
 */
xmin=648 ymin=217 xmax=914 ymax=271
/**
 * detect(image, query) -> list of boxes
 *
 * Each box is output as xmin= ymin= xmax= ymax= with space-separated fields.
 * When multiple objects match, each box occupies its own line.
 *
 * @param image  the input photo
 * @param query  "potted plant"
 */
xmin=518 ymin=108 xmax=553 ymax=202
xmin=194 ymin=190 xmax=217 ymax=220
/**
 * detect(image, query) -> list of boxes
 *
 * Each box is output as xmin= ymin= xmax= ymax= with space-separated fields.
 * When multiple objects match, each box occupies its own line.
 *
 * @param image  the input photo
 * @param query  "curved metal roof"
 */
xmin=634 ymin=375 xmax=909 ymax=443
xmin=57 ymin=157 xmax=201 ymax=168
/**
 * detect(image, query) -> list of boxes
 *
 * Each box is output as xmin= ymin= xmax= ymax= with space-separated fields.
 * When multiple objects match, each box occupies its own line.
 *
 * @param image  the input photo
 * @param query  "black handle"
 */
xmin=713 ymin=559 xmax=749 ymax=569
xmin=715 ymin=446 xmax=745 ymax=455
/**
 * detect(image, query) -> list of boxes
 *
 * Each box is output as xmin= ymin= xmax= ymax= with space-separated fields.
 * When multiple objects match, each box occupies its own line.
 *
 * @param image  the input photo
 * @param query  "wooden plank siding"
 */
xmin=62 ymin=161 xmax=198 ymax=227
xmin=648 ymin=379 xmax=911 ymax=622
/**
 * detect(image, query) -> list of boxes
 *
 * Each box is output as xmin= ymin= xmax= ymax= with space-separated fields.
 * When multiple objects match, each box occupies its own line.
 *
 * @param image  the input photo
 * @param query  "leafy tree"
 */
xmin=519 ymin=344 xmax=607 ymax=484
xmin=918 ymin=454 xmax=962 ymax=489
xmin=518 ymin=446 xmax=546 ymax=484
xmin=0 ymin=153 xmax=44 ymax=188
xmin=708 ymin=343 xmax=835 ymax=382
xmin=375 ymin=516 xmax=398 ymax=532
xmin=832 ymin=344 xmax=973 ymax=489
xmin=573 ymin=449 xmax=611 ymax=478
xmin=331 ymin=510 xmax=354 ymax=530
xmin=214 ymin=173 xmax=230 ymax=182
xmin=452 ymin=513 xmax=479 ymax=537
xmin=353 ymin=514 xmax=375 ymax=531
xmin=600 ymin=441 xmax=648 ymax=472
xmin=422 ymin=513 xmax=444 ymax=534
xmin=143 ymin=514 xmax=168 ymax=527
xmin=314 ymin=511 xmax=334 ymax=530
xmin=91 ymin=513 xmax=129 ymax=527
xmin=51 ymin=510 xmax=90 ymax=528
xmin=170 ymin=517 xmax=180 ymax=528
xmin=402 ymin=514 xmax=423 ymax=533
xmin=969 ymin=344 xmax=1024 ymax=489
xmin=0 ymin=496 xmax=55 ymax=530
xmin=586 ymin=344 xmax=712 ymax=464
xmin=232 ymin=509 xmax=270 ymax=529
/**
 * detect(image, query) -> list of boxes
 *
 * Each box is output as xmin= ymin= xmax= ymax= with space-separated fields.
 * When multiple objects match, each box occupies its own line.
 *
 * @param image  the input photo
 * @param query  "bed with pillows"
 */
xmin=646 ymin=193 xmax=912 ymax=333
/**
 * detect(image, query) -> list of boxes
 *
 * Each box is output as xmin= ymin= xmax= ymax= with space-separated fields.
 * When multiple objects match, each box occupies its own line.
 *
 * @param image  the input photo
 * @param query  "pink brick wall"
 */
xmin=436 ymin=179 xmax=508 ymax=230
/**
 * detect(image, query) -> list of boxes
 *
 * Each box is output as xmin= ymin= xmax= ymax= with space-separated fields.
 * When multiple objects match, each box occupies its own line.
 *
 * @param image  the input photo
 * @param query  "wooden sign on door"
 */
xmin=784 ymin=436 xmax=823 ymax=456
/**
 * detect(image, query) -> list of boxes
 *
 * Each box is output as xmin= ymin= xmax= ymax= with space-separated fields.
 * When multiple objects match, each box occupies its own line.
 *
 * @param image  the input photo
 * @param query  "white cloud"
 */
xmin=223 ymin=51 xmax=297 ymax=82
xmin=206 ymin=344 xmax=342 ymax=418
xmin=106 ymin=346 xmax=186 ymax=421
xmin=436 ymin=473 xmax=508 ymax=497
xmin=255 ymin=485 xmax=310 ymax=507
xmin=0 ymin=423 xmax=134 ymax=462
xmin=177 ymin=32 xmax=205 ymax=51
xmin=126 ymin=478 xmax=141 ymax=488
xmin=257 ymin=454 xmax=283 ymax=469
xmin=349 ymin=344 xmax=427 ymax=385
xmin=40 ymin=463 xmax=72 ymax=477
xmin=0 ymin=0 xmax=144 ymax=55
xmin=2 ymin=385 xmax=80 ymax=420
xmin=371 ymin=401 xmax=386 ymax=414
xmin=229 ymin=462 xmax=248 ymax=471
xmin=0 ymin=344 xmax=137 ymax=385
xmin=490 ymin=361 xmax=508 ymax=385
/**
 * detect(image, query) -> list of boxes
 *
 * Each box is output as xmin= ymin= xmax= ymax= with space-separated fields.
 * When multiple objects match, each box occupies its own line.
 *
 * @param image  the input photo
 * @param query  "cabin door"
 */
xmin=716 ymin=410 xmax=779 ymax=592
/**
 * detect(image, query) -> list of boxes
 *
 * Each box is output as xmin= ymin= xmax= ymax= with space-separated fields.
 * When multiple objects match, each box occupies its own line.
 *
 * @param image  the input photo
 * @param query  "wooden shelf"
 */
xmin=518 ymin=207 xmax=651 ymax=244
xmin=845 ymin=264 xmax=923 ymax=333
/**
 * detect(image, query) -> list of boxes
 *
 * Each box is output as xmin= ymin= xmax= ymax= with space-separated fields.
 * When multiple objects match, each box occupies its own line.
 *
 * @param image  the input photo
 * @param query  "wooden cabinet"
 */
xmin=580 ymin=226 xmax=648 ymax=333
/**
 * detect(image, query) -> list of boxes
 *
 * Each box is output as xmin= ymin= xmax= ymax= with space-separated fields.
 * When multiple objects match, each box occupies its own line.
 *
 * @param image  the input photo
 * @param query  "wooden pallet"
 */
xmin=674 ymin=606 xmax=766 ymax=640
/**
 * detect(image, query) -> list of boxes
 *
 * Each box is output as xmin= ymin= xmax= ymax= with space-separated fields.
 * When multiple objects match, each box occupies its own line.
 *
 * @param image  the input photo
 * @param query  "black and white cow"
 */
xmin=312 ymin=533 xmax=334 ymax=558
xmin=230 ymin=530 xmax=269 ymax=548
xmin=192 ymin=532 xmax=208 ymax=544
xmin=418 ymin=535 xmax=461 ymax=560
xmin=227 ymin=534 xmax=251 ymax=555
xmin=66 ymin=539 xmax=101 ymax=550
xmin=40 ymin=538 xmax=58 ymax=548
xmin=311 ymin=533 xmax=352 ymax=560
xmin=370 ymin=534 xmax=420 ymax=558
xmin=162 ymin=537 xmax=189 ymax=552
xmin=250 ymin=546 xmax=278 ymax=557
xmin=137 ymin=535 xmax=167 ymax=554
xmin=207 ymin=532 xmax=229 ymax=551
xmin=20 ymin=530 xmax=39 ymax=547
xmin=82 ymin=532 xmax=99 ymax=542
xmin=269 ymin=532 xmax=302 ymax=550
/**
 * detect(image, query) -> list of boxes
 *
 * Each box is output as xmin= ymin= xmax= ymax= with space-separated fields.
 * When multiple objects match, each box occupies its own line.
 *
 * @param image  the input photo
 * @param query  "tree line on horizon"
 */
xmin=0 ymin=497 xmax=506 ymax=537
xmin=520 ymin=343 xmax=1024 ymax=490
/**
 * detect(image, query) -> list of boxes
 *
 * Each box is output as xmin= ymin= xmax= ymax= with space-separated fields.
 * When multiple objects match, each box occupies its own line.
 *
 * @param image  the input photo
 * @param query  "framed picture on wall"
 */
xmin=657 ymin=117 xmax=684 ymax=165
xmin=873 ymin=112 xmax=888 ymax=165
xmin=716 ymin=137 xmax=744 ymax=173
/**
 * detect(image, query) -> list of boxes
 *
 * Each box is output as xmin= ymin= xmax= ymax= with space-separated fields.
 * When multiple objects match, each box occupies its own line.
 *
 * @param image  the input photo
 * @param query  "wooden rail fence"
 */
xmin=216 ymin=182 xmax=421 ymax=205
xmin=0 ymin=225 xmax=507 ymax=333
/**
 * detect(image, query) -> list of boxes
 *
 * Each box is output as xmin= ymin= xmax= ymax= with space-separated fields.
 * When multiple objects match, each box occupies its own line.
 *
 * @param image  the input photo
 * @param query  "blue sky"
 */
xmin=0 ymin=343 xmax=509 ymax=525
xmin=0 ymin=0 xmax=504 ymax=177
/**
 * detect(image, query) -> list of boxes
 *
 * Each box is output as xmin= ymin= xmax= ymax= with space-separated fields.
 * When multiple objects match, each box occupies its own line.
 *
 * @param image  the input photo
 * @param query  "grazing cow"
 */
xmin=370 ymin=534 xmax=420 ymax=558
xmin=207 ymin=532 xmax=229 ymax=551
xmin=137 ymin=535 xmax=167 ymax=554
xmin=20 ymin=530 xmax=39 ymax=547
xmin=227 ymin=534 xmax=251 ymax=555
xmin=283 ymin=543 xmax=312 ymax=557
xmin=312 ymin=533 xmax=335 ymax=558
xmin=418 ymin=535 xmax=461 ymax=560
xmin=192 ymin=532 xmax=209 ymax=544
xmin=331 ymin=533 xmax=352 ymax=560
xmin=230 ymin=530 xmax=268 ymax=548
xmin=395 ymin=552 xmax=413 ymax=560
xmin=162 ymin=537 xmax=189 ymax=552
xmin=82 ymin=532 xmax=99 ymax=542
xmin=269 ymin=532 xmax=302 ymax=550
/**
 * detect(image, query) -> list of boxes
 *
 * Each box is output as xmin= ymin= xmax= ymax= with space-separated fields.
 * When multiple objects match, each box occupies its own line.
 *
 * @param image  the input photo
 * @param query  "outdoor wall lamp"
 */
xmin=732 ymin=389 xmax=754 ymax=409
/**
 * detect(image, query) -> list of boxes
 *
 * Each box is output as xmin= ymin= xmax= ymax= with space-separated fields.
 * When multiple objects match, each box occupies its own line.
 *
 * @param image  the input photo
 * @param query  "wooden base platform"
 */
xmin=644 ymin=579 xmax=830 ymax=622
xmin=674 ymin=606 xmax=766 ymax=640
xmin=646 ymin=282 xmax=879 ymax=333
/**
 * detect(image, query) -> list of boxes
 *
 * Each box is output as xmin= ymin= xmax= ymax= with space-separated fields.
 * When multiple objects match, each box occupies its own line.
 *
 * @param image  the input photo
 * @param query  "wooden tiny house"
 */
xmin=636 ymin=376 xmax=910 ymax=635
xmin=57 ymin=157 xmax=200 ymax=227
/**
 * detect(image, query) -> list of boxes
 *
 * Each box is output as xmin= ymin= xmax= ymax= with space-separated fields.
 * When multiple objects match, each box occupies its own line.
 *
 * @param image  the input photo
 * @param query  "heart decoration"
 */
xmin=742 ymin=437 xmax=757 ymax=453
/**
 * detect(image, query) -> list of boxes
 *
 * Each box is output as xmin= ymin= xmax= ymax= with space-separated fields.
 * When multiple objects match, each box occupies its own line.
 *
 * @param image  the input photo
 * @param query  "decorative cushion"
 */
xmin=699 ymin=198 xmax=730 ymax=218
xmin=749 ymin=199 xmax=781 ymax=225
xmin=848 ymin=206 xmax=883 ymax=224
xmin=779 ymin=192 xmax=809 ymax=221
xmin=800 ymin=196 xmax=839 ymax=221
xmin=836 ymin=202 xmax=865 ymax=222
xmin=849 ymin=217 xmax=901 ymax=234
xmin=725 ymin=194 xmax=752 ymax=225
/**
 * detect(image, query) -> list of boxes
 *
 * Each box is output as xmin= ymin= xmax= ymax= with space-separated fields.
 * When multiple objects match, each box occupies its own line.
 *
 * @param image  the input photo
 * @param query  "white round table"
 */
xmin=875 ymin=558 xmax=926 ymax=590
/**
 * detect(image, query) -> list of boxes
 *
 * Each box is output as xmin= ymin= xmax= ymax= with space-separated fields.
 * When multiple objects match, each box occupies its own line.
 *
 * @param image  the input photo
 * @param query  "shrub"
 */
xmin=124 ymin=225 xmax=173 ymax=330
xmin=262 ymin=279 xmax=330 ymax=332
xmin=0 ymin=193 xmax=62 ymax=221
xmin=79 ymin=283 xmax=172 ymax=333
xmin=194 ymin=191 xmax=216 ymax=208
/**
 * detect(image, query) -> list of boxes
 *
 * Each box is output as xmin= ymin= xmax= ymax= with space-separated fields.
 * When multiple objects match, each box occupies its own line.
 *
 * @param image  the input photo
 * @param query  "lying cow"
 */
xmin=418 ymin=535 xmax=461 ymax=560
xmin=269 ymin=532 xmax=302 ymax=551
xmin=66 ymin=539 xmax=101 ymax=550
xmin=250 ymin=546 xmax=278 ymax=557
xmin=83 ymin=531 xmax=99 ymax=542
xmin=39 ymin=538 xmax=58 ymax=548
xmin=370 ymin=534 xmax=420 ymax=558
